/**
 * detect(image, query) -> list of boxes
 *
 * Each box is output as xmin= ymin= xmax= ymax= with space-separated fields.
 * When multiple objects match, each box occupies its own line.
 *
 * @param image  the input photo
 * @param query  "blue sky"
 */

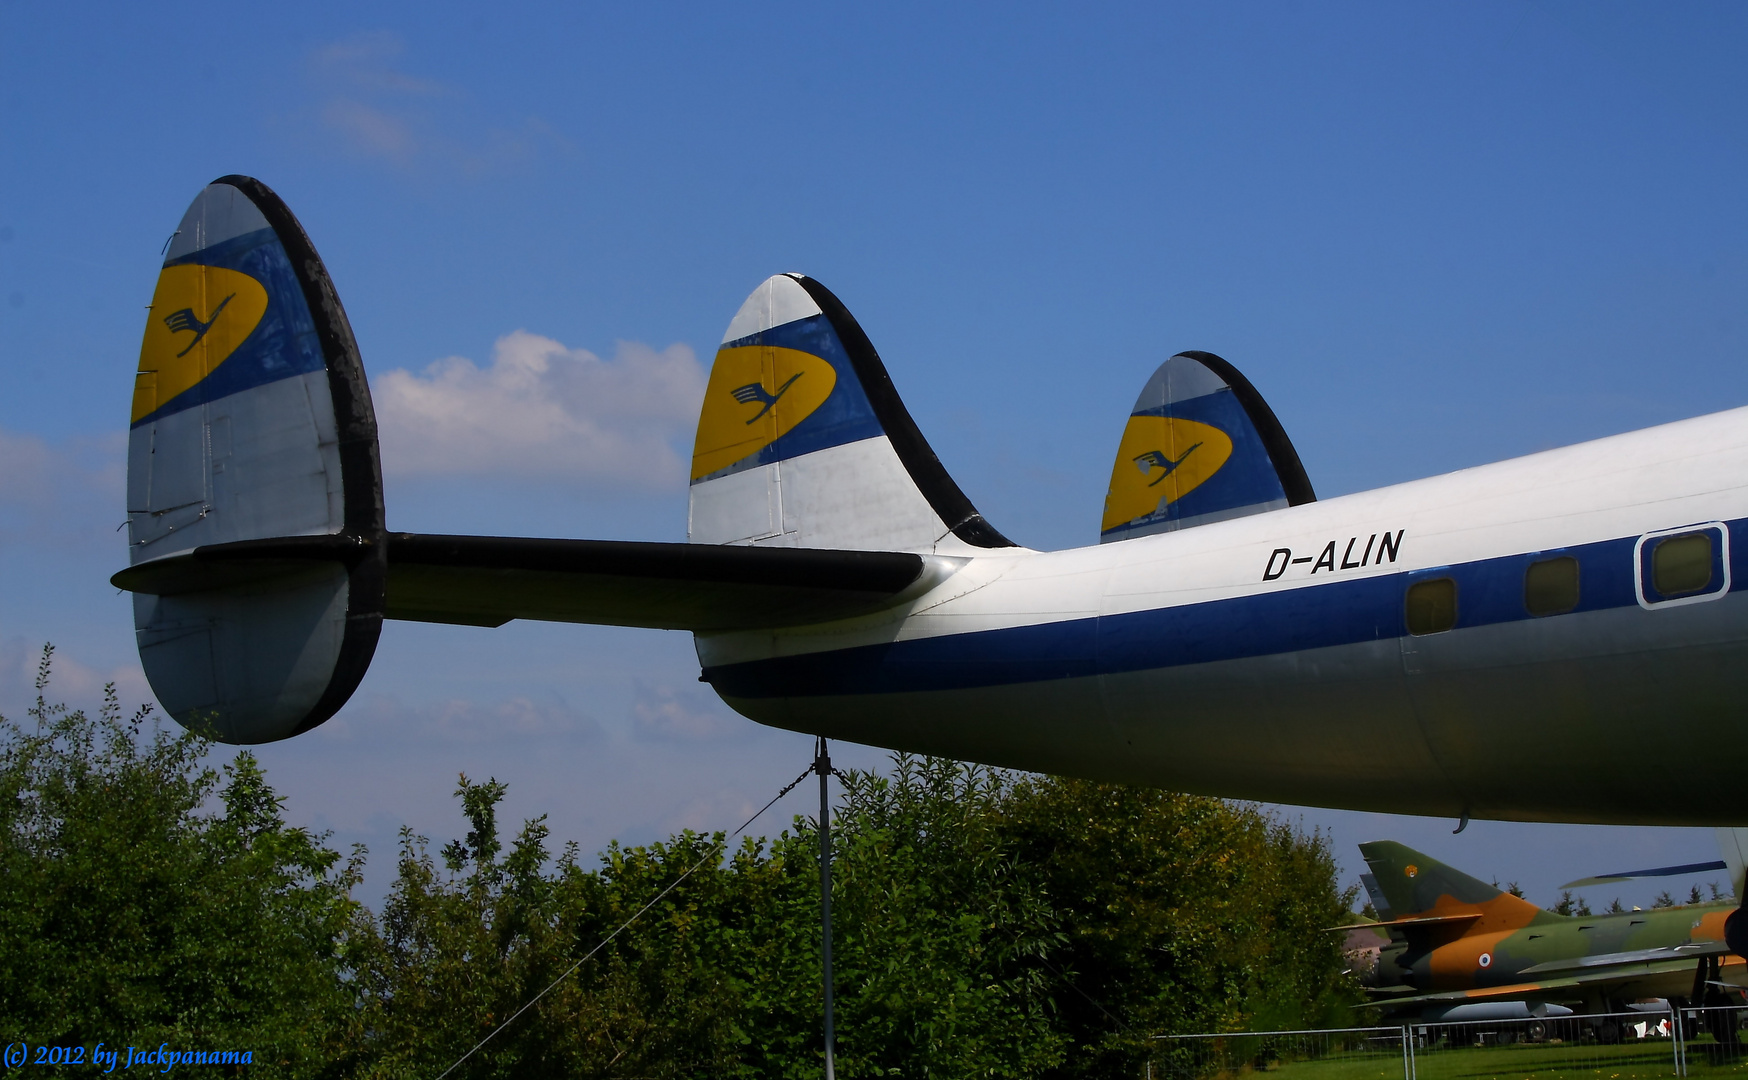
xmin=4 ymin=2 xmax=1748 ymax=908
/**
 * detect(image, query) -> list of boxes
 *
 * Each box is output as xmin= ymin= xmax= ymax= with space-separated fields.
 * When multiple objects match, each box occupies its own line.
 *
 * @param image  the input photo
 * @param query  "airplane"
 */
xmin=1347 ymin=841 xmax=1746 ymax=1041
xmin=113 ymin=176 xmax=1748 ymax=947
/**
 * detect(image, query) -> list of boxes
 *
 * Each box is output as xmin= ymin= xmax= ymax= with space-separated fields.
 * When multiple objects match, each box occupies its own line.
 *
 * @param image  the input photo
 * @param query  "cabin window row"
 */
xmin=1404 ymin=526 xmax=1727 ymax=636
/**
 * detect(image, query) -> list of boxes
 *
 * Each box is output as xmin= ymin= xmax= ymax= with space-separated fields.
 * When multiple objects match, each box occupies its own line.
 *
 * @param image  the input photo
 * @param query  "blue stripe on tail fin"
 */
xmin=1100 ymin=351 xmax=1313 ymax=542
xmin=690 ymin=274 xmax=1012 ymax=552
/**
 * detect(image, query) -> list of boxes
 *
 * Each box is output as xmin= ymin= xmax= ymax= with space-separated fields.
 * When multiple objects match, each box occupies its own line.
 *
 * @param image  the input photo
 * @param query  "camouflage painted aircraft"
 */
xmin=1349 ymin=841 xmax=1746 ymax=1032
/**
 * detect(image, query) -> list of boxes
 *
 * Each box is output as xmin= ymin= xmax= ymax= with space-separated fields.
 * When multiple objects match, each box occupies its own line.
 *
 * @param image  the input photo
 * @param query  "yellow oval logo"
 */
xmin=1100 ymin=416 xmax=1234 ymax=532
xmin=691 ymin=345 xmax=838 ymax=480
xmin=132 ymin=264 xmax=270 ymax=422
xmin=1405 ymin=865 xmax=1419 ymax=879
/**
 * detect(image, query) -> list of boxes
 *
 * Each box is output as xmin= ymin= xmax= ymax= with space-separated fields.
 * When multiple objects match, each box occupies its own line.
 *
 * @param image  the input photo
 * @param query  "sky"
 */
xmin=4 ymin=2 xmax=1748 ymax=911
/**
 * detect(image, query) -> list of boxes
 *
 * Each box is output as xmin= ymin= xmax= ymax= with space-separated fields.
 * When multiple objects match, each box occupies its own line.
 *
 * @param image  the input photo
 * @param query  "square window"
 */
xmin=1635 ymin=523 xmax=1729 ymax=609
xmin=1524 ymin=556 xmax=1579 ymax=617
xmin=1406 ymin=578 xmax=1457 ymax=636
xmin=1652 ymin=533 xmax=1713 ymax=597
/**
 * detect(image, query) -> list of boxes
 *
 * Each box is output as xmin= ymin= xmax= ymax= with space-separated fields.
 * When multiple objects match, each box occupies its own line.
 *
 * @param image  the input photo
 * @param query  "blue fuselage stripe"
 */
xmin=705 ymin=520 xmax=1745 ymax=699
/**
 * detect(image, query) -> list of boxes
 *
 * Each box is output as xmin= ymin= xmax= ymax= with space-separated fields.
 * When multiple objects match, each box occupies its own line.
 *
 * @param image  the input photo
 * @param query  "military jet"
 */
xmin=1347 ymin=841 xmax=1746 ymax=1037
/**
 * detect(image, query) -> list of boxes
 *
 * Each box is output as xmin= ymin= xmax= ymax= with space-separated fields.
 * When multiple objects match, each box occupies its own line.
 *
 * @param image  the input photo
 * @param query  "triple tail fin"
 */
xmin=1101 ymin=351 xmax=1313 ymax=542
xmin=689 ymin=274 xmax=1014 ymax=553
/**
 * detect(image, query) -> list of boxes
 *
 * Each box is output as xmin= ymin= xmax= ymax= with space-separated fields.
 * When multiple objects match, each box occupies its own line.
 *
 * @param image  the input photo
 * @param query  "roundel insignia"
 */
xmin=133 ymin=264 xmax=271 ymax=422
xmin=1405 ymin=865 xmax=1418 ymax=879
xmin=1101 ymin=416 xmax=1235 ymax=532
xmin=1478 ymin=952 xmax=1492 ymax=968
xmin=692 ymin=345 xmax=838 ymax=480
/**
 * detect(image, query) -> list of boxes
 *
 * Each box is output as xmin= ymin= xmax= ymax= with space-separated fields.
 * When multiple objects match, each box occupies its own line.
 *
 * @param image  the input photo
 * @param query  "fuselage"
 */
xmin=1393 ymin=902 xmax=1746 ymax=1004
xmin=698 ymin=405 xmax=1748 ymax=825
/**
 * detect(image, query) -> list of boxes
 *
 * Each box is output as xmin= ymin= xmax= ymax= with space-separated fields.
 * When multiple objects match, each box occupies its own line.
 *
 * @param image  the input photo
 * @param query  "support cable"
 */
xmin=432 ymin=757 xmax=821 ymax=1080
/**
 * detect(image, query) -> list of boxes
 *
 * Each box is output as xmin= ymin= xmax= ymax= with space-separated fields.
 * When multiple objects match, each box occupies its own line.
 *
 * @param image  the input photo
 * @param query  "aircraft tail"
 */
xmin=122 ymin=176 xmax=385 ymax=744
xmin=688 ymin=274 xmax=1014 ymax=553
xmin=1101 ymin=351 xmax=1314 ymax=542
xmin=113 ymin=196 xmax=980 ymax=745
xmin=1359 ymin=841 xmax=1548 ymax=922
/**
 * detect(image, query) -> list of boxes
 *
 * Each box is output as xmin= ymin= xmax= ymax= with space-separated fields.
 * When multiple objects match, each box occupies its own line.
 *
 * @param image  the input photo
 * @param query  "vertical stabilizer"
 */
xmin=123 ymin=176 xmax=384 ymax=743
xmin=1360 ymin=841 xmax=1549 ymax=923
xmin=689 ymin=274 xmax=1013 ymax=553
xmin=1101 ymin=351 xmax=1313 ymax=542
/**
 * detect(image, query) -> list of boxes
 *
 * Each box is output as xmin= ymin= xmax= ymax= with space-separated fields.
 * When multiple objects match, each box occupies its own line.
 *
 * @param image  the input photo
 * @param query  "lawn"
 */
xmin=1156 ymin=1034 xmax=1748 ymax=1080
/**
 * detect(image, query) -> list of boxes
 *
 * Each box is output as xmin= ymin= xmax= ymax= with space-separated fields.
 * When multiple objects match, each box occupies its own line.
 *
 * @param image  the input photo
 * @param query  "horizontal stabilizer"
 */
xmin=1562 ymin=860 xmax=1729 ymax=889
xmin=384 ymin=534 xmax=934 ymax=630
xmin=1327 ymin=913 xmax=1483 ymax=932
xmin=116 ymin=534 xmax=938 ymax=633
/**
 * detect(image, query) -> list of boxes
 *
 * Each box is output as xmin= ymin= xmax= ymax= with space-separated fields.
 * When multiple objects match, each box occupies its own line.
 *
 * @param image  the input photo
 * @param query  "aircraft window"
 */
xmin=1524 ymin=556 xmax=1579 ymax=617
xmin=1406 ymin=578 xmax=1457 ymax=636
xmin=1652 ymin=533 xmax=1713 ymax=597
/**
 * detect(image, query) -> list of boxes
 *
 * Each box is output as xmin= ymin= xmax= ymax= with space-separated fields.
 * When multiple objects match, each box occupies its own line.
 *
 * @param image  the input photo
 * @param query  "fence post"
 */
xmin=1670 ymin=1006 xmax=1681 ymax=1077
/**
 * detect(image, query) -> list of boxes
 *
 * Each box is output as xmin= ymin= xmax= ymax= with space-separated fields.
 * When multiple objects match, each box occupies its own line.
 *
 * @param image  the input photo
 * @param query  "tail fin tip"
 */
xmin=1101 ymin=350 xmax=1313 ymax=542
xmin=689 ymin=273 xmax=1013 ymax=553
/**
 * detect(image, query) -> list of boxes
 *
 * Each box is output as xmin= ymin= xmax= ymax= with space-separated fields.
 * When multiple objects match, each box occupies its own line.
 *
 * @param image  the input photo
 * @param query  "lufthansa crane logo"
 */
xmin=731 ymin=372 xmax=803 ymax=423
xmin=162 ymin=293 xmax=237 ymax=358
xmin=1133 ymin=443 xmax=1203 ymax=487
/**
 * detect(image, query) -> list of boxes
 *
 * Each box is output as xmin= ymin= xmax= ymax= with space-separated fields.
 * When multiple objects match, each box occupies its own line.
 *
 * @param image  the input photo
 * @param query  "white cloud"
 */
xmin=0 ymin=427 xmax=122 ymax=507
xmin=0 ymin=426 xmax=125 ymax=546
xmin=0 ymin=639 xmax=152 ymax=724
xmin=375 ymin=331 xmax=706 ymax=490
xmin=321 ymin=98 xmax=420 ymax=164
xmin=632 ymin=681 xmax=747 ymax=742
xmin=312 ymin=32 xmax=445 ymax=96
xmin=312 ymin=691 xmax=600 ymax=746
xmin=308 ymin=32 xmax=569 ymax=174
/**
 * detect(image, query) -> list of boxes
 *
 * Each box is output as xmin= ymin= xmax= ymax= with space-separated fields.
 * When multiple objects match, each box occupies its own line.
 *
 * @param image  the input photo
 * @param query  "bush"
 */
xmin=3 ymin=646 xmax=1359 ymax=1077
xmin=0 ymin=646 xmax=361 ymax=1076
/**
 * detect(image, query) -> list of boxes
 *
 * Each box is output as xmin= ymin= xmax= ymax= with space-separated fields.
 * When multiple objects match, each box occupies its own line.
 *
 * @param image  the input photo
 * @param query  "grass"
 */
xmin=1158 ymin=1035 xmax=1748 ymax=1080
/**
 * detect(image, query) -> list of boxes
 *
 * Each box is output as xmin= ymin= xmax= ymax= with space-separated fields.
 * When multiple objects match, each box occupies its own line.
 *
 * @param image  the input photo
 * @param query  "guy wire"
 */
xmin=432 ymin=757 xmax=822 ymax=1080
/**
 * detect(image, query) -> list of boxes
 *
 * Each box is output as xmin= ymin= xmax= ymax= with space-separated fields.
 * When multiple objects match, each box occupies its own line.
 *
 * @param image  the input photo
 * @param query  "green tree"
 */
xmin=994 ymin=774 xmax=1358 ymax=1077
xmin=348 ymin=754 xmax=1357 ymax=1079
xmin=2 ymin=646 xmax=1359 ymax=1078
xmin=0 ymin=647 xmax=360 ymax=1076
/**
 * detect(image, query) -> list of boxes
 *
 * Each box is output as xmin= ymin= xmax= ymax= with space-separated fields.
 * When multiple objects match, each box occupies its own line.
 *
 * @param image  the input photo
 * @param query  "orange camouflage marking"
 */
xmin=1695 ymin=910 xmax=1730 ymax=942
xmin=1412 ymin=891 xmax=1545 ymax=988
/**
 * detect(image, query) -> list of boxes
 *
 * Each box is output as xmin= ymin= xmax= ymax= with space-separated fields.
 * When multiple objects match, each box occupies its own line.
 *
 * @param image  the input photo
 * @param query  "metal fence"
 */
xmin=1151 ymin=1004 xmax=1748 ymax=1080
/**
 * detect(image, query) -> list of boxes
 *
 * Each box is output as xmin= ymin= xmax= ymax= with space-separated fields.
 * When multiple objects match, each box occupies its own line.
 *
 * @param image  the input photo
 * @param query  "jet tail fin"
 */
xmin=1100 ymin=351 xmax=1313 ymax=542
xmin=1360 ymin=840 xmax=1551 ymax=923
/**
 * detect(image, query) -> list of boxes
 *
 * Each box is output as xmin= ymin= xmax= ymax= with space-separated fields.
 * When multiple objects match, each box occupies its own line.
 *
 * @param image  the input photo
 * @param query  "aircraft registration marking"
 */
xmin=1262 ymin=529 xmax=1405 ymax=581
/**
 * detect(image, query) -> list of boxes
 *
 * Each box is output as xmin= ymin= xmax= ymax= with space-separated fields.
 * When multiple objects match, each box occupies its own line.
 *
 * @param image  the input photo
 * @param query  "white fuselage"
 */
xmin=698 ymin=406 xmax=1748 ymax=825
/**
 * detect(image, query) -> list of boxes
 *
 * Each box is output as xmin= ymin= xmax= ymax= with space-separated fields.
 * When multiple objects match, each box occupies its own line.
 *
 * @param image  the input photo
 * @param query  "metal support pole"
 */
xmin=818 ymin=737 xmax=836 ymax=1080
